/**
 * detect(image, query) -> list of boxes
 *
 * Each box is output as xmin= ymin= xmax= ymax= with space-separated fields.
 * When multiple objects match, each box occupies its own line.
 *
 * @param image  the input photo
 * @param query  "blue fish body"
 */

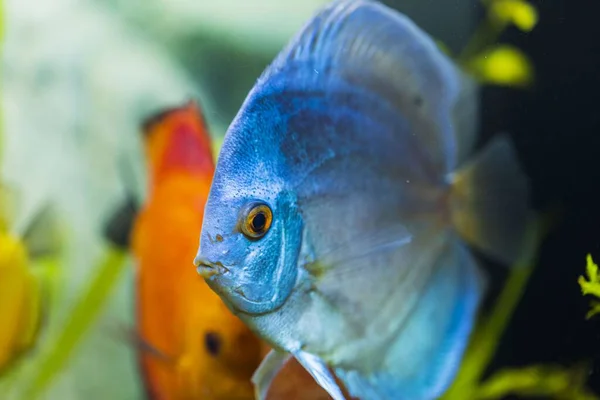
xmin=195 ymin=1 xmax=532 ymax=399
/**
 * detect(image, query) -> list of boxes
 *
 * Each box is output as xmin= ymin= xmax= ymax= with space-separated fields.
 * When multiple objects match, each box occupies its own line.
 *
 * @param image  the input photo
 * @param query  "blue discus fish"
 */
xmin=194 ymin=1 xmax=532 ymax=399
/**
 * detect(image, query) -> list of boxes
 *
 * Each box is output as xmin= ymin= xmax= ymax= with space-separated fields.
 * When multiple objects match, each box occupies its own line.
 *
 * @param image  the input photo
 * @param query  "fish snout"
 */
xmin=193 ymin=256 xmax=230 ymax=279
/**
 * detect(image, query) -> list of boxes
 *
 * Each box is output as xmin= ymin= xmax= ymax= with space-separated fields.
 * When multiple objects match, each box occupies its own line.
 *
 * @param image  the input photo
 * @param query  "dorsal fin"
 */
xmin=256 ymin=0 xmax=476 ymax=174
xmin=140 ymin=100 xmax=215 ymax=182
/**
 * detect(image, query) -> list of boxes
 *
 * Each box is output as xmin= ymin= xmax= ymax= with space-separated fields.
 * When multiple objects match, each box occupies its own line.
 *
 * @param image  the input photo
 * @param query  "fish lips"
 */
xmin=195 ymin=258 xmax=230 ymax=279
xmin=194 ymin=247 xmax=297 ymax=317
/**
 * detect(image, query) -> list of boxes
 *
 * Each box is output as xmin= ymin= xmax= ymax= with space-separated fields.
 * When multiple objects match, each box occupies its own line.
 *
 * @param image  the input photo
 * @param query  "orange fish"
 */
xmin=106 ymin=101 xmax=261 ymax=400
xmin=103 ymin=101 xmax=334 ymax=400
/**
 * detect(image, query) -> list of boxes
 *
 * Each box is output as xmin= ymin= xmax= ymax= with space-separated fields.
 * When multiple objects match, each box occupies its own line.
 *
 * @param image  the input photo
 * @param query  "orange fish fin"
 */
xmin=140 ymin=100 xmax=215 ymax=179
xmin=103 ymin=197 xmax=139 ymax=250
xmin=108 ymin=322 xmax=175 ymax=364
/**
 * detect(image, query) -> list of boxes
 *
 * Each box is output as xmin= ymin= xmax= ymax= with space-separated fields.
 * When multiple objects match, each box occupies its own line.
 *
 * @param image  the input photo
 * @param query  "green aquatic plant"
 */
xmin=578 ymin=254 xmax=600 ymax=319
xmin=464 ymin=44 xmax=534 ymax=88
xmin=455 ymin=0 xmax=538 ymax=88
xmin=475 ymin=363 xmax=597 ymax=400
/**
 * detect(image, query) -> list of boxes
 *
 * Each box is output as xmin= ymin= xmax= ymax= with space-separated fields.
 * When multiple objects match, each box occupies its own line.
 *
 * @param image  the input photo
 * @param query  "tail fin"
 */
xmin=449 ymin=134 xmax=534 ymax=266
xmin=141 ymin=100 xmax=215 ymax=182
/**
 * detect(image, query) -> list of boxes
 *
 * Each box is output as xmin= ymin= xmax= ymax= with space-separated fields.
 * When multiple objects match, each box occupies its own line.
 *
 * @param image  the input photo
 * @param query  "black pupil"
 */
xmin=251 ymin=211 xmax=267 ymax=232
xmin=204 ymin=331 xmax=221 ymax=356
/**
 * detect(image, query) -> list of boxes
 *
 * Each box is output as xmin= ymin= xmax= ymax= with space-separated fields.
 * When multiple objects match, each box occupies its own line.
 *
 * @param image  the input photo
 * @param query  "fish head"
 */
xmin=194 ymin=104 xmax=303 ymax=317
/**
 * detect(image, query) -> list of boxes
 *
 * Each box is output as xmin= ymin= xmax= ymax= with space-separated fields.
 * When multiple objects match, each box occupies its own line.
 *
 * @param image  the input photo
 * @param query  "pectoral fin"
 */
xmin=294 ymin=350 xmax=346 ymax=400
xmin=107 ymin=322 xmax=173 ymax=364
xmin=252 ymin=349 xmax=292 ymax=400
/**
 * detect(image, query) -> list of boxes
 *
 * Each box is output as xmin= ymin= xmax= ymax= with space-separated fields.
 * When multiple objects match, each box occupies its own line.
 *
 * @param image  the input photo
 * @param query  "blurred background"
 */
xmin=0 ymin=0 xmax=599 ymax=399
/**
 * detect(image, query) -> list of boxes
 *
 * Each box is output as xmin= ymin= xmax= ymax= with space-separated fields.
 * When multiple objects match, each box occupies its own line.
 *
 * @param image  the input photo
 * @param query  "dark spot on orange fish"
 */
xmin=204 ymin=331 xmax=222 ymax=356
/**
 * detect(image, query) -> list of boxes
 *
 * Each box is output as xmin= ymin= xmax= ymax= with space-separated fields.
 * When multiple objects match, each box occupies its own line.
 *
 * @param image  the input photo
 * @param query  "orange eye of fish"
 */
xmin=240 ymin=202 xmax=272 ymax=239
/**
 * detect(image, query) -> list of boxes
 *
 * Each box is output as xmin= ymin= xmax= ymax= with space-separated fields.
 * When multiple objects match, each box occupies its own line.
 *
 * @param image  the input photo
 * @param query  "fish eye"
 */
xmin=239 ymin=202 xmax=273 ymax=239
xmin=204 ymin=331 xmax=222 ymax=356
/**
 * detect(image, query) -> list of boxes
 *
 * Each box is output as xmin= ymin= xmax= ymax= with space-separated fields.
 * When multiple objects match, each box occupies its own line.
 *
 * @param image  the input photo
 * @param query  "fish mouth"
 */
xmin=193 ymin=257 xmax=230 ymax=278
